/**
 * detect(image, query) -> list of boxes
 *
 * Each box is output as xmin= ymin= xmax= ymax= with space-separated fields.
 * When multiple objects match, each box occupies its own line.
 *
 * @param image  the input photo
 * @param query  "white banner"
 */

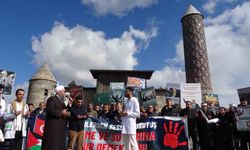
xmin=180 ymin=83 xmax=202 ymax=108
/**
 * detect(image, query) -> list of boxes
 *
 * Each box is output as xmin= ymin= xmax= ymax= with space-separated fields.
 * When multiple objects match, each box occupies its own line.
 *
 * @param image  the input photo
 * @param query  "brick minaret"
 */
xmin=181 ymin=4 xmax=213 ymax=94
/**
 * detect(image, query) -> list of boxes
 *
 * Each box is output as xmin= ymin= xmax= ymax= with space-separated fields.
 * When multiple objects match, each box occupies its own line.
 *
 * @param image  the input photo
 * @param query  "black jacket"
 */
xmin=160 ymin=106 xmax=178 ymax=116
xmin=68 ymin=104 xmax=87 ymax=131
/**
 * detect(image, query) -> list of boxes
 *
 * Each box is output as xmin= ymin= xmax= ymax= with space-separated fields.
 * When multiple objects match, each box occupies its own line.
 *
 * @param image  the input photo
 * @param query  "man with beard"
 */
xmin=179 ymin=101 xmax=198 ymax=150
xmin=160 ymin=98 xmax=178 ymax=116
xmin=197 ymin=102 xmax=215 ymax=150
xmin=67 ymin=96 xmax=87 ymax=150
xmin=120 ymin=87 xmax=140 ymax=150
xmin=41 ymin=85 xmax=71 ymax=150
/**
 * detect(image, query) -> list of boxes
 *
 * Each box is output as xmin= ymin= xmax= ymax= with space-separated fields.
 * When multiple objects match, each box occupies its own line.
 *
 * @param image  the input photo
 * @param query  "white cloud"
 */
xmin=150 ymin=2 xmax=250 ymax=107
xmin=205 ymin=2 xmax=250 ymax=106
xmin=81 ymin=0 xmax=158 ymax=17
xmin=203 ymin=0 xmax=237 ymax=14
xmin=148 ymin=66 xmax=185 ymax=89
xmin=31 ymin=23 xmax=157 ymax=86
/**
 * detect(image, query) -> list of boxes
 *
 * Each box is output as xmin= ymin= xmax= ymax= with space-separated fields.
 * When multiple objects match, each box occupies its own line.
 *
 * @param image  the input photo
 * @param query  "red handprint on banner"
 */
xmin=163 ymin=121 xmax=187 ymax=149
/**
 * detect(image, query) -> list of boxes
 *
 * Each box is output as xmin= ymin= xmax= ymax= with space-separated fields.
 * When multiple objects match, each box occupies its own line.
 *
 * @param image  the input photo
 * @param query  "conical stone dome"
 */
xmin=31 ymin=63 xmax=56 ymax=82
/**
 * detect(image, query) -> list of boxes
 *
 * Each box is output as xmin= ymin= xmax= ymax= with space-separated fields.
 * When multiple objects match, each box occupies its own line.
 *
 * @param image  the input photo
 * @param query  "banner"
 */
xmin=203 ymin=93 xmax=219 ymax=107
xmin=67 ymin=86 xmax=83 ymax=100
xmin=110 ymin=82 xmax=125 ymax=103
xmin=26 ymin=115 xmax=189 ymax=150
xmin=237 ymin=106 xmax=250 ymax=131
xmin=166 ymin=83 xmax=181 ymax=106
xmin=93 ymin=93 xmax=111 ymax=105
xmin=180 ymin=83 xmax=202 ymax=109
xmin=0 ymin=69 xmax=16 ymax=95
xmin=127 ymin=77 xmax=145 ymax=90
xmin=83 ymin=117 xmax=189 ymax=150
xmin=141 ymin=87 xmax=157 ymax=107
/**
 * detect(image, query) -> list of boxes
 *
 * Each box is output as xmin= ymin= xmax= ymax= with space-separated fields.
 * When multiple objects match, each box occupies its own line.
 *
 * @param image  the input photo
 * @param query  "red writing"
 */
xmin=111 ymin=133 xmax=121 ymax=142
xmin=96 ymin=144 xmax=124 ymax=150
xmin=84 ymin=131 xmax=96 ymax=140
xmin=136 ymin=132 xmax=156 ymax=141
xmin=83 ymin=142 xmax=95 ymax=150
xmin=99 ymin=132 xmax=108 ymax=140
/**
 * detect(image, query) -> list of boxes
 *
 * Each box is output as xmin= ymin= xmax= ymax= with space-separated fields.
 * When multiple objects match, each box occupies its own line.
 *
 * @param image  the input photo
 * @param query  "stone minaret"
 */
xmin=27 ymin=63 xmax=57 ymax=107
xmin=181 ymin=4 xmax=213 ymax=94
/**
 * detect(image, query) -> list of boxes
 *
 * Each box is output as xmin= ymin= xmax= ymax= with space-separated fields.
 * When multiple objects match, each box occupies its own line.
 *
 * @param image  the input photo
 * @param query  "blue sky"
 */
xmin=1 ymin=0 xmax=250 ymax=106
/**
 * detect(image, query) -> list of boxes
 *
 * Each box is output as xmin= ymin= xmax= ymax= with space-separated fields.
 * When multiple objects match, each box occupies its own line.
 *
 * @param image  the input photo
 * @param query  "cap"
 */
xmin=55 ymin=85 xmax=65 ymax=92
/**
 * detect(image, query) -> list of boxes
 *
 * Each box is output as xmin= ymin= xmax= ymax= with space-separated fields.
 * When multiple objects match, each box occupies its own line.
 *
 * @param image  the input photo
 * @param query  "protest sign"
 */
xmin=237 ymin=106 xmax=250 ymax=131
xmin=180 ymin=83 xmax=202 ymax=109
xmin=166 ymin=83 xmax=181 ymax=106
xmin=0 ymin=69 xmax=15 ymax=95
xmin=141 ymin=87 xmax=157 ymax=107
xmin=110 ymin=82 xmax=125 ymax=103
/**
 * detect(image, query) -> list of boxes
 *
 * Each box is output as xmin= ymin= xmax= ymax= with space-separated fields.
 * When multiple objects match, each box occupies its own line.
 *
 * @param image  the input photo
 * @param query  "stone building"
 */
xmin=90 ymin=69 xmax=154 ymax=94
xmin=181 ymin=4 xmax=213 ymax=95
xmin=27 ymin=63 xmax=57 ymax=108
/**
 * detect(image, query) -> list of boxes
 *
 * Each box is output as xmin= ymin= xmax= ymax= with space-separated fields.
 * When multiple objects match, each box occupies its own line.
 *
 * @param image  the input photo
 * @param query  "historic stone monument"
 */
xmin=27 ymin=63 xmax=57 ymax=107
xmin=181 ymin=4 xmax=213 ymax=95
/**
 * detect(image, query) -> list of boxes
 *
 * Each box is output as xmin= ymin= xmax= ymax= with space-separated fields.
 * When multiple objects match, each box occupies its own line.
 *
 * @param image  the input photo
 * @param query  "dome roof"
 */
xmin=182 ymin=4 xmax=203 ymax=18
xmin=31 ymin=63 xmax=56 ymax=82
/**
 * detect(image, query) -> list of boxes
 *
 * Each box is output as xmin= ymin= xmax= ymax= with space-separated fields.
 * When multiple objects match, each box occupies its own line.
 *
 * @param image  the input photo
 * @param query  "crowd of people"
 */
xmin=0 ymin=84 xmax=250 ymax=150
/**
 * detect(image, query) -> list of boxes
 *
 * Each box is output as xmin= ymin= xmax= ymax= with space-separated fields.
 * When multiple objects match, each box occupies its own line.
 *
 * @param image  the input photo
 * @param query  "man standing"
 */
xmin=160 ymin=98 xmax=178 ymax=116
xmin=41 ymin=85 xmax=71 ymax=150
xmin=197 ymin=102 xmax=215 ymax=150
xmin=67 ymin=96 xmax=87 ymax=150
xmin=3 ymin=88 xmax=29 ymax=150
xmin=179 ymin=101 xmax=198 ymax=150
xmin=100 ymin=104 xmax=113 ymax=119
xmin=120 ymin=87 xmax=140 ymax=150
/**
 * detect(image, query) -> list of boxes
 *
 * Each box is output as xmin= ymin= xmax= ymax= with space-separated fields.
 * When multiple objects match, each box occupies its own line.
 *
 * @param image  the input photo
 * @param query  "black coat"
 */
xmin=179 ymin=108 xmax=197 ymax=133
xmin=41 ymin=95 xmax=67 ymax=150
xmin=160 ymin=106 xmax=178 ymax=116
xmin=68 ymin=104 xmax=87 ymax=131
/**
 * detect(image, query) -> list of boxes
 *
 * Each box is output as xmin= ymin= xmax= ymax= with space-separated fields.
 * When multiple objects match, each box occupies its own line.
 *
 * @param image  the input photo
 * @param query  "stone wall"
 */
xmin=27 ymin=79 xmax=56 ymax=108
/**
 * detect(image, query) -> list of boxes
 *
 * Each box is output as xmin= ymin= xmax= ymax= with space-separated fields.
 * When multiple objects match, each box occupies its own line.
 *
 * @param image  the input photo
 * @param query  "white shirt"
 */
xmin=121 ymin=97 xmax=140 ymax=134
xmin=15 ymin=102 xmax=23 ymax=131
xmin=0 ymin=97 xmax=6 ymax=117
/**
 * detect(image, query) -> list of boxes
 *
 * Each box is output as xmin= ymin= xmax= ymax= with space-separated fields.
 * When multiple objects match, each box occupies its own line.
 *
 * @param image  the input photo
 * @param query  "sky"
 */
xmin=1 ymin=0 xmax=250 ymax=106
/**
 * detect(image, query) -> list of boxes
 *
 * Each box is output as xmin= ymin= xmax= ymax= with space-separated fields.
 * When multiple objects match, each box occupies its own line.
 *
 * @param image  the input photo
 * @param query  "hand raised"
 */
xmin=163 ymin=121 xmax=187 ymax=149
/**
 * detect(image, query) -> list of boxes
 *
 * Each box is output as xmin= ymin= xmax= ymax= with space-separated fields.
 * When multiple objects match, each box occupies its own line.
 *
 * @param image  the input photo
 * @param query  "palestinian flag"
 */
xmin=26 ymin=130 xmax=42 ymax=150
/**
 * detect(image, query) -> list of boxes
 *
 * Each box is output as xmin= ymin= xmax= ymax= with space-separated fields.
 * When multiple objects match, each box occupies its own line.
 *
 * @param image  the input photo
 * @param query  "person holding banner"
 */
xmin=160 ymin=98 xmax=178 ymax=116
xmin=120 ymin=87 xmax=140 ymax=150
xmin=41 ymin=85 xmax=71 ymax=150
xmin=179 ymin=101 xmax=198 ymax=150
xmin=197 ymin=102 xmax=215 ymax=150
